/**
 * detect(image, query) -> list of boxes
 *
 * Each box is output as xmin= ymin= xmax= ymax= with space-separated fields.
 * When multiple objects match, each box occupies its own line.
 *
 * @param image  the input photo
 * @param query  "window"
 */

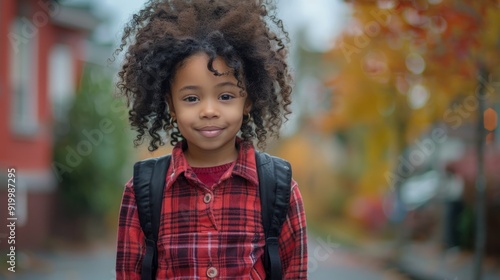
xmin=9 ymin=17 xmax=39 ymax=136
xmin=49 ymin=44 xmax=75 ymax=122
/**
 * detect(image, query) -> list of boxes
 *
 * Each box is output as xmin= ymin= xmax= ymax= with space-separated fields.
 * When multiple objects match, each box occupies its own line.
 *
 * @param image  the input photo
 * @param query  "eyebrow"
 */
xmin=178 ymin=81 xmax=239 ymax=92
xmin=216 ymin=81 xmax=239 ymax=88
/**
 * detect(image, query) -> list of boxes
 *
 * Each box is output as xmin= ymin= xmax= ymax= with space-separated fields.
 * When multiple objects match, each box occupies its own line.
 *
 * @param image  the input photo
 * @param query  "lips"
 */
xmin=196 ymin=126 xmax=224 ymax=138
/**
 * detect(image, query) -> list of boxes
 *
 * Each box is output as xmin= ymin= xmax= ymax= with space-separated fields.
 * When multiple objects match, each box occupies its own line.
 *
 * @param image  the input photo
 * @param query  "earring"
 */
xmin=243 ymin=113 xmax=251 ymax=124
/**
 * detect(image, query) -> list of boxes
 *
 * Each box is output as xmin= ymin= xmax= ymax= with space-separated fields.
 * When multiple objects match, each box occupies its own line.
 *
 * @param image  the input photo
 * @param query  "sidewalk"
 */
xmin=1 ymin=240 xmax=116 ymax=280
xmin=308 ymin=233 xmax=500 ymax=280
xmin=307 ymin=234 xmax=393 ymax=280
xmin=392 ymin=241 xmax=500 ymax=280
xmin=5 ymin=234 xmax=496 ymax=280
xmin=2 ymin=232 xmax=398 ymax=280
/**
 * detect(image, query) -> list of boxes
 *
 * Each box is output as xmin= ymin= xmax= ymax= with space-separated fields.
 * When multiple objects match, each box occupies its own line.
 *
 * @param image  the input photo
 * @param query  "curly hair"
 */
xmin=114 ymin=0 xmax=292 ymax=151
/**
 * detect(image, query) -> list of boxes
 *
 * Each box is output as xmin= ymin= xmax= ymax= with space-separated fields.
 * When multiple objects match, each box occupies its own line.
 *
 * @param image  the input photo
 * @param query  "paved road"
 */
xmin=306 ymin=234 xmax=388 ymax=280
xmin=2 ymin=232 xmax=390 ymax=280
xmin=1 ymin=244 xmax=116 ymax=280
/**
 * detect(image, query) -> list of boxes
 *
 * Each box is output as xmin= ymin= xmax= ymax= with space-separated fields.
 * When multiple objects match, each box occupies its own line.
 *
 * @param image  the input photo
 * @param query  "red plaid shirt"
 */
xmin=116 ymin=140 xmax=308 ymax=279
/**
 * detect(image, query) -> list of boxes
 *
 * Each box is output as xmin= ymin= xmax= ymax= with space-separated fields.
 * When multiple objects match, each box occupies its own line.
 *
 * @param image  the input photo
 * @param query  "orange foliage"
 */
xmin=484 ymin=108 xmax=498 ymax=131
xmin=316 ymin=0 xmax=500 ymax=229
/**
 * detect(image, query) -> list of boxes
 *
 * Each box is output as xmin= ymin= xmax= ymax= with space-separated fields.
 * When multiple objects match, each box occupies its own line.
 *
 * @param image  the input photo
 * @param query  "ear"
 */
xmin=166 ymin=95 xmax=176 ymax=119
xmin=243 ymin=99 xmax=252 ymax=115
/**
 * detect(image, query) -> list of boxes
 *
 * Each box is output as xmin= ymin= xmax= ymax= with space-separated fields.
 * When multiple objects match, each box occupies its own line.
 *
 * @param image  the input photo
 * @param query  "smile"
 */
xmin=196 ymin=126 xmax=224 ymax=138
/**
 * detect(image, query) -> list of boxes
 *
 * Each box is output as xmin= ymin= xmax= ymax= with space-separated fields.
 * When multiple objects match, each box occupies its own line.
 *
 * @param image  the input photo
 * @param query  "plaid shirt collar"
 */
xmin=166 ymin=138 xmax=259 ymax=190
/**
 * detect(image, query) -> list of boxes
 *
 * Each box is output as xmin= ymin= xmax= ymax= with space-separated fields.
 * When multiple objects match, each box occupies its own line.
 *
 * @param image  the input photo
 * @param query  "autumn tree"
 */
xmin=320 ymin=0 xmax=500 ymax=276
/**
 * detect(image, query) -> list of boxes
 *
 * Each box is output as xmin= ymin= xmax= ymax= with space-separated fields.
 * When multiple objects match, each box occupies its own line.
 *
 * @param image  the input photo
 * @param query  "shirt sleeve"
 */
xmin=279 ymin=179 xmax=308 ymax=279
xmin=116 ymin=178 xmax=145 ymax=280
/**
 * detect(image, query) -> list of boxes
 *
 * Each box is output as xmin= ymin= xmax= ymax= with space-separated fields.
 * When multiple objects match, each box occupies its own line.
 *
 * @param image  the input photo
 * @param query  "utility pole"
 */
xmin=473 ymin=65 xmax=487 ymax=280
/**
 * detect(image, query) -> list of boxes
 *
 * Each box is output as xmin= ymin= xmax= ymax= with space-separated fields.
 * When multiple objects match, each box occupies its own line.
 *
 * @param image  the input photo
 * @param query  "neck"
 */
xmin=184 ymin=141 xmax=238 ymax=167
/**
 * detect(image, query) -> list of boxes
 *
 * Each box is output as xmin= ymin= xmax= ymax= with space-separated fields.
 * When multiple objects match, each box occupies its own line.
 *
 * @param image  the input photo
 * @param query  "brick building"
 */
xmin=0 ymin=0 xmax=98 ymax=249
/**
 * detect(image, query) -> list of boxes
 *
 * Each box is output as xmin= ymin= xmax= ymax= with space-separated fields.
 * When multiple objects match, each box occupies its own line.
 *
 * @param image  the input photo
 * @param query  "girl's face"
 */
xmin=169 ymin=53 xmax=251 ymax=165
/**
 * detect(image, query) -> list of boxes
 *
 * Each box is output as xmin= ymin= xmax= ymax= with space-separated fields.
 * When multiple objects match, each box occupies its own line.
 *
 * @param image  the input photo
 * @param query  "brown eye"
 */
xmin=183 ymin=96 xmax=199 ymax=102
xmin=219 ymin=93 xmax=234 ymax=101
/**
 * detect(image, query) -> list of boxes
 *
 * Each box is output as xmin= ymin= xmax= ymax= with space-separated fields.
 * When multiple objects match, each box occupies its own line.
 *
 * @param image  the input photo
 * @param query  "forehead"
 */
xmin=173 ymin=53 xmax=235 ymax=84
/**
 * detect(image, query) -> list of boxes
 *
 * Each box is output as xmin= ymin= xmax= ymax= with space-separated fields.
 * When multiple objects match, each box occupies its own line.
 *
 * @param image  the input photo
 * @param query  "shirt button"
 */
xmin=203 ymin=193 xmax=212 ymax=204
xmin=206 ymin=266 xmax=218 ymax=278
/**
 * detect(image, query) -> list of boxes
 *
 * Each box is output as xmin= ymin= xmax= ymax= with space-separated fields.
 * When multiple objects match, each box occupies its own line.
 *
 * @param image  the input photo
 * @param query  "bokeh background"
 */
xmin=1 ymin=0 xmax=500 ymax=279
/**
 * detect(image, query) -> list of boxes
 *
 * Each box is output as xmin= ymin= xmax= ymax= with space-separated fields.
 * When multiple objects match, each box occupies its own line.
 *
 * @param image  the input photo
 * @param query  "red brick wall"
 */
xmin=0 ymin=0 xmax=89 ymax=249
xmin=0 ymin=191 xmax=55 ymax=250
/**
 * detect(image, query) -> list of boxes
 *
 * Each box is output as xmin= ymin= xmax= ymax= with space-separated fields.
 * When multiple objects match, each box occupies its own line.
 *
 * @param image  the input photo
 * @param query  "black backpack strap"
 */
xmin=133 ymin=154 xmax=171 ymax=280
xmin=255 ymin=151 xmax=292 ymax=280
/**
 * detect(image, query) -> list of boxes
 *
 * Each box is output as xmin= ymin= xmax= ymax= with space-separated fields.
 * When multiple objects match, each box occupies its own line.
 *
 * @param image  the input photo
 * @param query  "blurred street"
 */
xmin=4 ymin=231 xmax=500 ymax=279
xmin=1 ymin=239 xmax=116 ymax=280
xmin=306 ymin=234 xmax=389 ymax=280
xmin=0 ymin=232 xmax=388 ymax=280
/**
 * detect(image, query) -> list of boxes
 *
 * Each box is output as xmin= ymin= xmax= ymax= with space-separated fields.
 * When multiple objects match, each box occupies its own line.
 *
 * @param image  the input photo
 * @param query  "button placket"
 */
xmin=202 ymin=191 xmax=219 ymax=230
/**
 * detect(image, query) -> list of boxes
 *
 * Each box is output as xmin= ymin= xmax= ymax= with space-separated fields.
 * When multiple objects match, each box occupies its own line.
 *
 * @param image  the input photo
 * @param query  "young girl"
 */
xmin=114 ymin=0 xmax=307 ymax=278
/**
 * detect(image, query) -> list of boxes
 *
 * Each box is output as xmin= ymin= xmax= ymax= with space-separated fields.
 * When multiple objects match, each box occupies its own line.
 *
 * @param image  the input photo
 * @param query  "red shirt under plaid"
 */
xmin=115 ymin=140 xmax=308 ymax=279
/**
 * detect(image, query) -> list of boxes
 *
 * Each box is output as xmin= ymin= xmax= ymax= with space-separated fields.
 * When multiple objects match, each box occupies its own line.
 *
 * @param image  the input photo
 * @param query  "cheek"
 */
xmin=176 ymin=113 xmax=193 ymax=127
xmin=228 ymin=108 xmax=245 ymax=122
xmin=175 ymin=119 xmax=190 ymax=136
xmin=172 ymin=111 xmax=192 ymax=132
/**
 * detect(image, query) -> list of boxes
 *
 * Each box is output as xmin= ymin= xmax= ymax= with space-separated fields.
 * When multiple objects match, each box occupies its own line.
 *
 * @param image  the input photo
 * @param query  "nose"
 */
xmin=199 ymin=99 xmax=220 ymax=119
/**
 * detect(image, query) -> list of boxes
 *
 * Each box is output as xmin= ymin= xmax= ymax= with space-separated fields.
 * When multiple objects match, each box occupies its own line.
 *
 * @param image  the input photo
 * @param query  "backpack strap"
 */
xmin=133 ymin=155 xmax=171 ymax=280
xmin=255 ymin=151 xmax=292 ymax=280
